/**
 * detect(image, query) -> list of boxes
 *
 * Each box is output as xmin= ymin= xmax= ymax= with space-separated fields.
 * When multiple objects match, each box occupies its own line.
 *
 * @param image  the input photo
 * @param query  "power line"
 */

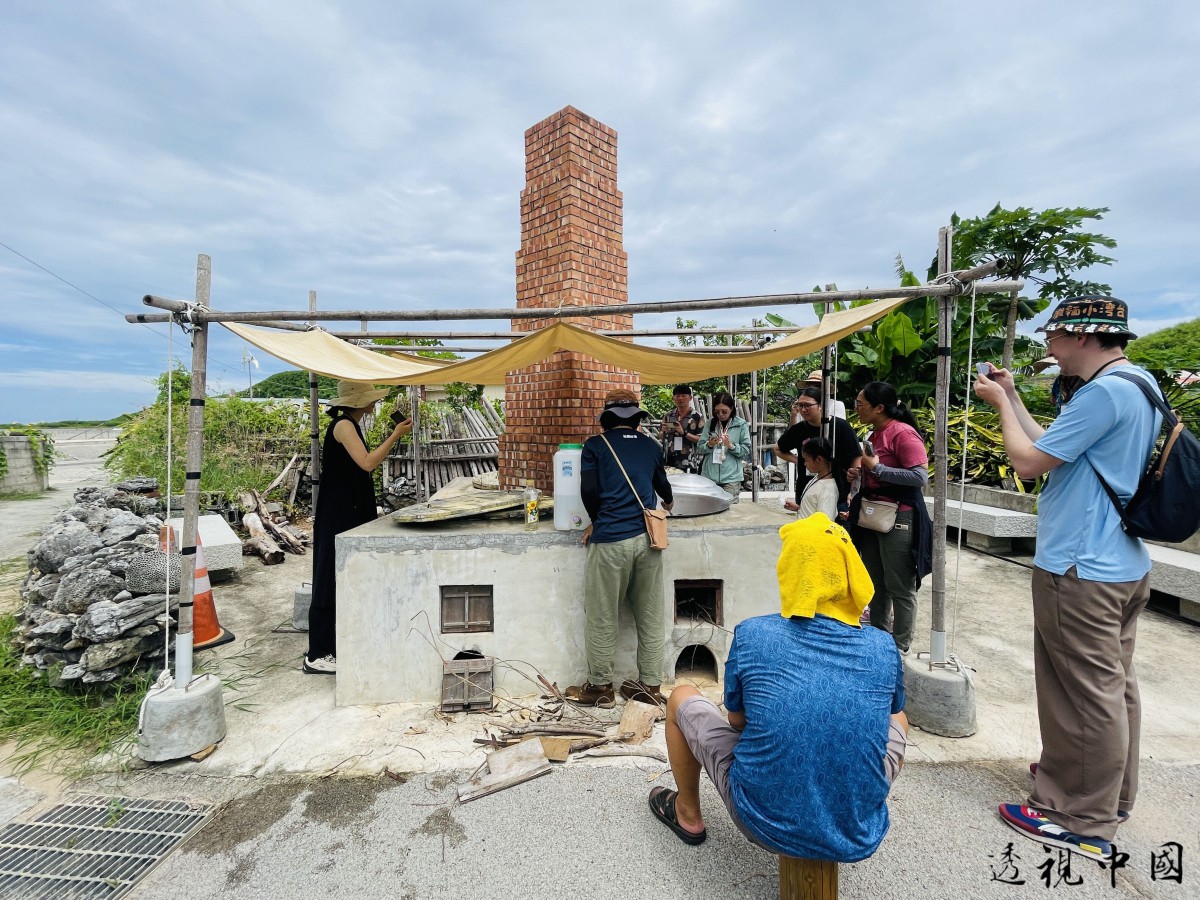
xmin=0 ymin=239 xmax=243 ymax=377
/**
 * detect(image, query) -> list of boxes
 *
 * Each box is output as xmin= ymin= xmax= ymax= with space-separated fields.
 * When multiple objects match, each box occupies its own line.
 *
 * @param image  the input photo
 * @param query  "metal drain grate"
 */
xmin=0 ymin=795 xmax=213 ymax=899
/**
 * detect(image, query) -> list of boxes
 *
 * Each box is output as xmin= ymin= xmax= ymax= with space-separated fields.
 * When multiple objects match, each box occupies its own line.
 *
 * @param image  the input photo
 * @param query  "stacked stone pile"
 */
xmin=13 ymin=483 xmax=181 ymax=685
xmin=745 ymin=464 xmax=788 ymax=492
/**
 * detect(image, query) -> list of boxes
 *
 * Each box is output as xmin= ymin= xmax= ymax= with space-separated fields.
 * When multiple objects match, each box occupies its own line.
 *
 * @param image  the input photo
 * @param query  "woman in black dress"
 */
xmin=305 ymin=381 xmax=413 ymax=675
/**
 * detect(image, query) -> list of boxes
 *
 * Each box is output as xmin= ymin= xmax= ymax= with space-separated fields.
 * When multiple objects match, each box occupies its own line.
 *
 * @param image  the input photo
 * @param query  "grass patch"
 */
xmin=0 ymin=614 xmax=154 ymax=775
xmin=0 ymin=491 xmax=45 ymax=502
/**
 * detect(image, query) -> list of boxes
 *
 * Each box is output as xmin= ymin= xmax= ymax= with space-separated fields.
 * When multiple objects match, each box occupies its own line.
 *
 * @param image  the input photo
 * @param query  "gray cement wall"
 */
xmin=335 ymin=502 xmax=791 ymax=706
xmin=0 ymin=435 xmax=48 ymax=494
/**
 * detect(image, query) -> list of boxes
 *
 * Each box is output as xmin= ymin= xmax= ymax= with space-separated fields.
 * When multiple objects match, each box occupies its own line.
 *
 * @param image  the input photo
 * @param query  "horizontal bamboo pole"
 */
xmin=365 ymin=343 xmax=782 ymax=354
xmin=332 ymin=326 xmax=803 ymax=340
xmin=129 ymin=267 xmax=1019 ymax=326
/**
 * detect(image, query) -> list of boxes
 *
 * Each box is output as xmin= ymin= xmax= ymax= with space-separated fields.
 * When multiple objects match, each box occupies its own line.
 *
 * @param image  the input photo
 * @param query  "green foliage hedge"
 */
xmin=105 ymin=391 xmax=310 ymax=498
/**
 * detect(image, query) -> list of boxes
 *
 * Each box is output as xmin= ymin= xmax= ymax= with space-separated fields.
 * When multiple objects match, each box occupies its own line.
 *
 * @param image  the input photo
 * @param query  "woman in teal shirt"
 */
xmin=699 ymin=391 xmax=751 ymax=503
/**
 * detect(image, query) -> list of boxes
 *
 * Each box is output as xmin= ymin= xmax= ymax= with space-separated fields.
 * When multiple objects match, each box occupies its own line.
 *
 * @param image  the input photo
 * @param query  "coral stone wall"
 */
xmin=498 ymin=106 xmax=639 ymax=490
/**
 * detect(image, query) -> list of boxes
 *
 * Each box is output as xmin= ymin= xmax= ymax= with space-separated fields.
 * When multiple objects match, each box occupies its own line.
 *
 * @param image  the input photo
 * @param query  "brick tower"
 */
xmin=498 ymin=107 xmax=639 ymax=490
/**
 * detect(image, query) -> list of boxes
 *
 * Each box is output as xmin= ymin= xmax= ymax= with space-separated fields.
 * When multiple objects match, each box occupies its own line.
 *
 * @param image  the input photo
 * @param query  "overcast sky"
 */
xmin=2 ymin=1 xmax=1197 ymax=424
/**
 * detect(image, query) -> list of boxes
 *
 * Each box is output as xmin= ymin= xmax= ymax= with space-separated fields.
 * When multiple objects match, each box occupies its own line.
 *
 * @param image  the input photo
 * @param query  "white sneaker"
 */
xmin=303 ymin=654 xmax=336 ymax=675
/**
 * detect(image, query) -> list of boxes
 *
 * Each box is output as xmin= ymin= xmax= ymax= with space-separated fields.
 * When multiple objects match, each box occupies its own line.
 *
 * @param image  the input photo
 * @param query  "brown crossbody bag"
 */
xmin=600 ymin=435 xmax=669 ymax=550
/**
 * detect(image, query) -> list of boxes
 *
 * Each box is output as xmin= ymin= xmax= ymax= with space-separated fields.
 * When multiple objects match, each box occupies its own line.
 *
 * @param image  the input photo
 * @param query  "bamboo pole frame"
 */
xmin=308 ymin=290 xmax=322 ymax=515
xmin=930 ymin=227 xmax=954 ymax=665
xmin=128 ymin=262 xmax=1014 ymax=326
xmin=175 ymin=254 xmax=209 ymax=686
xmin=141 ymin=245 xmax=1017 ymax=697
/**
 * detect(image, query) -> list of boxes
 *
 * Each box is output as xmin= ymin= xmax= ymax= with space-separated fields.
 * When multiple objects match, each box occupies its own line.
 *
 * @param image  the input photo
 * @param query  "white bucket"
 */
xmin=553 ymin=443 xmax=590 ymax=530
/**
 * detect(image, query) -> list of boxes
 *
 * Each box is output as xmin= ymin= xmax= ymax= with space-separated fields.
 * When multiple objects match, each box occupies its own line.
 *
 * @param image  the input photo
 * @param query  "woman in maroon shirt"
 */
xmin=849 ymin=381 xmax=930 ymax=654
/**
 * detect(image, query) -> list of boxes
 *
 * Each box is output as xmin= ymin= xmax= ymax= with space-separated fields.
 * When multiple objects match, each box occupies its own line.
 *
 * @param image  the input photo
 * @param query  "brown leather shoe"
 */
xmin=620 ymin=679 xmax=666 ymax=705
xmin=564 ymin=681 xmax=615 ymax=708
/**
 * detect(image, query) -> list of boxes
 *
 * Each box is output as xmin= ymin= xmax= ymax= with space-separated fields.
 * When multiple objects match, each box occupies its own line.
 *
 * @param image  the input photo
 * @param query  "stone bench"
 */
xmin=169 ymin=515 xmax=243 ymax=581
xmin=1147 ymin=544 xmax=1200 ymax=625
xmin=923 ymin=496 xmax=1038 ymax=553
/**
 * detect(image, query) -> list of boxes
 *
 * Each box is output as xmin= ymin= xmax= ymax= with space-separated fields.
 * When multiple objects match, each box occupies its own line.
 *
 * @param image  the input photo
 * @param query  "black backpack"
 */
xmin=1090 ymin=370 xmax=1200 ymax=543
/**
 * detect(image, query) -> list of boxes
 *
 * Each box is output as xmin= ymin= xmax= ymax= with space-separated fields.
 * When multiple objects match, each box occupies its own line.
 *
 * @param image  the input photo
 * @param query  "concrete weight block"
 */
xmin=903 ymin=654 xmax=977 ymax=738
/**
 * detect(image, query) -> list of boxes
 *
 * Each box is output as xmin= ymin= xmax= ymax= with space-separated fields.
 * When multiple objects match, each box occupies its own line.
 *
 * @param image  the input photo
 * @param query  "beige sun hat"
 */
xmin=326 ymin=380 xmax=389 ymax=409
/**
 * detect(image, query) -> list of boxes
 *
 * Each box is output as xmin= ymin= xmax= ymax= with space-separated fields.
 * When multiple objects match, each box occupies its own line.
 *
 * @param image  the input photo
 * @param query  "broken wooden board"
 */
xmin=618 ymin=700 xmax=664 ymax=746
xmin=392 ymin=490 xmax=525 ymax=524
xmin=538 ymin=737 xmax=574 ymax=762
xmin=457 ymin=738 xmax=552 ymax=802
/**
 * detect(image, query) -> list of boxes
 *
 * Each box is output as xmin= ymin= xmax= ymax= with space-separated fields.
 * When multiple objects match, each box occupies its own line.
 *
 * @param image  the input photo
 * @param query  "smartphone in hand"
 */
xmin=862 ymin=440 xmax=875 ymax=457
xmin=976 ymin=362 xmax=995 ymax=380
xmin=389 ymin=410 xmax=412 ymax=426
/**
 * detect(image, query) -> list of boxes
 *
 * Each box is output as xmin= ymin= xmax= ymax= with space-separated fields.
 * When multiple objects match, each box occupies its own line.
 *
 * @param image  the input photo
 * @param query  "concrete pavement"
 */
xmin=2 ymin=471 xmax=1199 ymax=897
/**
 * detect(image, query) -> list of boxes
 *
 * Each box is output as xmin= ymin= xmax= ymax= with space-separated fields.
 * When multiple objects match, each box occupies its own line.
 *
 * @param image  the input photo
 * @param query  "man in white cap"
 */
xmin=974 ymin=296 xmax=1158 ymax=862
xmin=803 ymin=369 xmax=847 ymax=421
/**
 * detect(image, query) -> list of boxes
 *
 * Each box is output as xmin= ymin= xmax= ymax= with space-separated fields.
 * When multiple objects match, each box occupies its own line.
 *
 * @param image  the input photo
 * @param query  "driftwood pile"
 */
xmin=238 ymin=490 xmax=309 ymax=565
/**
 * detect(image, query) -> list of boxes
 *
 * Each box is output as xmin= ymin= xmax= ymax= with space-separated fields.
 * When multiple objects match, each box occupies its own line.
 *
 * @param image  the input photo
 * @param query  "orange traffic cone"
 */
xmin=192 ymin=534 xmax=235 ymax=651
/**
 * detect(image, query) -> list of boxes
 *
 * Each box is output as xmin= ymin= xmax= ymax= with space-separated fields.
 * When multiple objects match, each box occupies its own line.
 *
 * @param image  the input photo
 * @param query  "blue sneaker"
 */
xmin=998 ymin=804 xmax=1113 ymax=863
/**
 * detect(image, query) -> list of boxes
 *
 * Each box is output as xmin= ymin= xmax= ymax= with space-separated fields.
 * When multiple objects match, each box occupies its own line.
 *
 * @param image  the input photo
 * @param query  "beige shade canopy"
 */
xmin=222 ymin=296 xmax=908 ymax=386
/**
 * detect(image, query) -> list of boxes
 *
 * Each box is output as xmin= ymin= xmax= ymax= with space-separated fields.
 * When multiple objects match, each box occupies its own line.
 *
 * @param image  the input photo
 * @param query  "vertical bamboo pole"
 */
xmin=176 ymin=254 xmax=210 ymax=687
xmin=930 ymin=227 xmax=953 ymax=664
xmin=820 ymin=345 xmax=833 ymax=443
xmin=308 ymin=291 xmax=321 ymax=516
xmin=750 ymin=367 xmax=760 ymax=502
xmin=410 ymin=384 xmax=424 ymax=501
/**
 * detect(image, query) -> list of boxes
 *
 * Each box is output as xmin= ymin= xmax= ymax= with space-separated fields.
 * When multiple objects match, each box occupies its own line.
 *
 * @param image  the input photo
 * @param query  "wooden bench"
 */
xmin=779 ymin=856 xmax=837 ymax=899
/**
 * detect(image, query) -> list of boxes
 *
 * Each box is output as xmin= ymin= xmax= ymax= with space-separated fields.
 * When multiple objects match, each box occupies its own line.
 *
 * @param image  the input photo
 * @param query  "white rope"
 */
xmin=162 ymin=320 xmax=175 ymax=671
xmin=949 ymin=280 xmax=979 ymax=654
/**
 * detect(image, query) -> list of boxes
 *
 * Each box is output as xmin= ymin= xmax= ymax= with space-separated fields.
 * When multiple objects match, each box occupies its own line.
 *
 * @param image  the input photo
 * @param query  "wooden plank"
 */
xmin=457 ymin=738 xmax=552 ymax=802
xmin=617 ymin=700 xmax=664 ymax=745
xmin=778 ymin=856 xmax=838 ymax=900
xmin=456 ymin=763 xmax=551 ymax=802
xmin=539 ymin=737 xmax=573 ymax=762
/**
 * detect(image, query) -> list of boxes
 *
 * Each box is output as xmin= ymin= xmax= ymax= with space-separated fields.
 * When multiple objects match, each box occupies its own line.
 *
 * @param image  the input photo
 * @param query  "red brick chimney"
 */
xmin=498 ymin=107 xmax=639 ymax=490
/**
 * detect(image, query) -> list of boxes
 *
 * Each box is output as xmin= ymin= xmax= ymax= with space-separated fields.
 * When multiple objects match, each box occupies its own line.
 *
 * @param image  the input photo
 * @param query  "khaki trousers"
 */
xmin=583 ymin=534 xmax=665 ymax=685
xmin=1029 ymin=566 xmax=1150 ymax=840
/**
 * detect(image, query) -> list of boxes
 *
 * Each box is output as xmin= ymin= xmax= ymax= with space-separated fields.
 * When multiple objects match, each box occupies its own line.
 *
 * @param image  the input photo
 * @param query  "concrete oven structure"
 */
xmin=335 ymin=108 xmax=787 ymax=706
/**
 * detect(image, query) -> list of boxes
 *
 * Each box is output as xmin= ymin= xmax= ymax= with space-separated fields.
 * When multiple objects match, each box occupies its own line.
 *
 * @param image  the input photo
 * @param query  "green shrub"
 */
xmin=105 ymin=385 xmax=309 ymax=497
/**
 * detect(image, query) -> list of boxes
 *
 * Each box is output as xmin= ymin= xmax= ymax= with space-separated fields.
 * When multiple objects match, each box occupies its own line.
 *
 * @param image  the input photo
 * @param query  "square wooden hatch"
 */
xmin=440 ymin=654 xmax=494 ymax=712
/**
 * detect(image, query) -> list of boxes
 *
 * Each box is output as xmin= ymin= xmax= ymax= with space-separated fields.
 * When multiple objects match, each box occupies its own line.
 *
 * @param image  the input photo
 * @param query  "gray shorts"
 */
xmin=675 ymin=695 xmax=908 ymax=852
xmin=674 ymin=695 xmax=775 ymax=851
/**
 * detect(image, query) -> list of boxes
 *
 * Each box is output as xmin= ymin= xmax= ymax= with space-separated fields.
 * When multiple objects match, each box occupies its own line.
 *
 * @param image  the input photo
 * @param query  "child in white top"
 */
xmin=796 ymin=437 xmax=840 ymax=520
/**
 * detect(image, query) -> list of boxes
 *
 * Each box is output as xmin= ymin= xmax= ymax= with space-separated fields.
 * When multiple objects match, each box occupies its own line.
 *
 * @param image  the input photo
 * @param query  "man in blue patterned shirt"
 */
xmin=648 ymin=512 xmax=908 ymax=861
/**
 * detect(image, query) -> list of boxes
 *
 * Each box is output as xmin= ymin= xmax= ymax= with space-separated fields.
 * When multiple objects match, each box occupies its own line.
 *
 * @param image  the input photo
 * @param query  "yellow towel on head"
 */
xmin=777 ymin=512 xmax=875 ymax=626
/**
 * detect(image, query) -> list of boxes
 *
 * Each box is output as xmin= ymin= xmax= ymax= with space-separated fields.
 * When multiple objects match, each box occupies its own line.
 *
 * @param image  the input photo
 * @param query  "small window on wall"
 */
xmin=441 ymin=585 xmax=494 ymax=633
xmin=674 ymin=579 xmax=723 ymax=625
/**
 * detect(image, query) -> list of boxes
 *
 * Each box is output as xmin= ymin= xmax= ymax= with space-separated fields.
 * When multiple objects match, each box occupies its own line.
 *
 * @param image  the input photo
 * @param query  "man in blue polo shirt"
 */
xmin=975 ymin=296 xmax=1160 ymax=863
xmin=648 ymin=512 xmax=908 ymax=861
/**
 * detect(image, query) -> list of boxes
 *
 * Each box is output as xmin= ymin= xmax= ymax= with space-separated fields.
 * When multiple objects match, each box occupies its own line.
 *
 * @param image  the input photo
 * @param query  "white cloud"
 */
xmin=1 ymin=1 xmax=1198 ymax=421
